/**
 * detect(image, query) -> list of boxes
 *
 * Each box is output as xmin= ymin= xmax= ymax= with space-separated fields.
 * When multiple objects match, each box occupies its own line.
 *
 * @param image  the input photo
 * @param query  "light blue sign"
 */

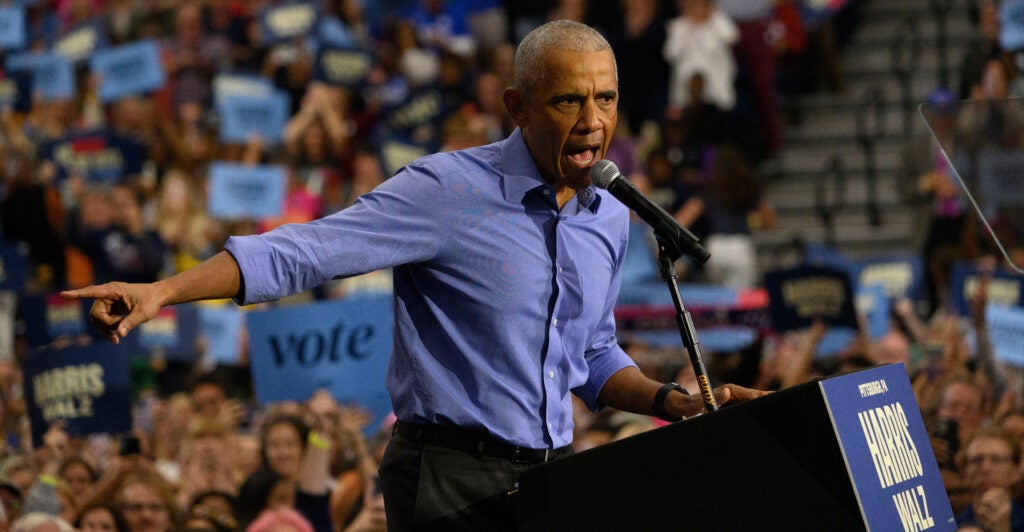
xmin=216 ymin=90 xmax=291 ymax=145
xmin=91 ymin=40 xmax=166 ymax=103
xmin=207 ymin=162 xmax=286 ymax=219
xmin=1001 ymin=0 xmax=1024 ymax=51
xmin=212 ymin=73 xmax=276 ymax=107
xmin=0 ymin=6 xmax=26 ymax=51
xmin=5 ymin=51 xmax=75 ymax=101
xmin=820 ymin=364 xmax=956 ymax=531
xmin=199 ymin=305 xmax=244 ymax=366
xmin=987 ymin=304 xmax=1024 ymax=367
xmin=247 ymin=296 xmax=394 ymax=433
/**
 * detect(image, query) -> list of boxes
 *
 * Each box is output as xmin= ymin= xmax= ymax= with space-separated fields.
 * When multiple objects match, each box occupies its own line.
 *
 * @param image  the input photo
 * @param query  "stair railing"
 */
xmin=856 ymin=86 xmax=886 ymax=227
xmin=890 ymin=16 xmax=922 ymax=137
xmin=930 ymin=0 xmax=955 ymax=89
xmin=815 ymin=154 xmax=846 ymax=248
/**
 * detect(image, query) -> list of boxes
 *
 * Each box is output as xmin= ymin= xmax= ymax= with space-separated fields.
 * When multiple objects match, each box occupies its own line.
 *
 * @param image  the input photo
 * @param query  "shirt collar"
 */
xmin=500 ymin=128 xmax=601 ymax=214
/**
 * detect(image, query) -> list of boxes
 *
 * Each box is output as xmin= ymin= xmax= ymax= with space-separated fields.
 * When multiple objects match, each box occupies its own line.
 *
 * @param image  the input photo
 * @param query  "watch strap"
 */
xmin=652 ymin=382 xmax=688 ymax=422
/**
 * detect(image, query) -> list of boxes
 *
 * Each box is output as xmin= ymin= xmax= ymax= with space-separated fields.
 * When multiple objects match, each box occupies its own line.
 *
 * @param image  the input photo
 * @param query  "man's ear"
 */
xmin=503 ymin=87 xmax=528 ymax=127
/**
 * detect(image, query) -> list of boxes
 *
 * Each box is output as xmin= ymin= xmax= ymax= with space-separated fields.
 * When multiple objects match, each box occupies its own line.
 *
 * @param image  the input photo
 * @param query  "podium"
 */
xmin=517 ymin=364 xmax=956 ymax=531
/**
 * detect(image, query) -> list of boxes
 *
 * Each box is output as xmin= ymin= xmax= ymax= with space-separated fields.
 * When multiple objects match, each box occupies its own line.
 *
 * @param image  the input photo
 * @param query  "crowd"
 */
xmin=4 ymin=0 xmax=1024 ymax=530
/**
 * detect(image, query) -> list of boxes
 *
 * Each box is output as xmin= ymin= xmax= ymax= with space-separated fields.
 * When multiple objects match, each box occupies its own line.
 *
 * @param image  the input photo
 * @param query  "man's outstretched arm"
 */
xmin=61 ymin=251 xmax=242 ymax=344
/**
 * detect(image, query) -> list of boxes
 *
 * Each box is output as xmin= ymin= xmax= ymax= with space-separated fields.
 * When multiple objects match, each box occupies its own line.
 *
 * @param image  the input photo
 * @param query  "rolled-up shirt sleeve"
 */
xmin=226 ymin=162 xmax=447 ymax=305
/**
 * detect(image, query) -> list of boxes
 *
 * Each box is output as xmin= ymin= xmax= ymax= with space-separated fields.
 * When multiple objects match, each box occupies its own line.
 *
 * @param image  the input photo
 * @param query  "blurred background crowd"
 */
xmin=2 ymin=0 xmax=1024 ymax=530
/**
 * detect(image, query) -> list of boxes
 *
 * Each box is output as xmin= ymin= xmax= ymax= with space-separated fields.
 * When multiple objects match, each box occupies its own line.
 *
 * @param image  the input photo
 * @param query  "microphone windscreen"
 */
xmin=590 ymin=160 xmax=620 ymax=189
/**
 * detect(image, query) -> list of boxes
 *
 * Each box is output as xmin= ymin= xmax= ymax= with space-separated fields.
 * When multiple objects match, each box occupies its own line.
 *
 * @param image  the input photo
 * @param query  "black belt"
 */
xmin=393 ymin=421 xmax=572 ymax=464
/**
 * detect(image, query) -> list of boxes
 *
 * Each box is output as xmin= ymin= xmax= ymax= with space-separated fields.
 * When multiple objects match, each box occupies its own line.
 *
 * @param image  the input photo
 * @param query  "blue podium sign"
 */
xmin=820 ymin=364 xmax=956 ymax=530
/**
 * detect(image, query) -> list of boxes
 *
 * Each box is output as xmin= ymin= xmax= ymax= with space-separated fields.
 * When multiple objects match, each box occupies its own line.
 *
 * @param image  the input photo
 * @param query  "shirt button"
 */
xmin=558 ymin=266 xmax=563 ymax=273
xmin=543 ymin=189 xmax=550 ymax=195
xmin=548 ymin=371 xmax=555 ymax=378
xmin=552 ymin=318 xmax=558 ymax=326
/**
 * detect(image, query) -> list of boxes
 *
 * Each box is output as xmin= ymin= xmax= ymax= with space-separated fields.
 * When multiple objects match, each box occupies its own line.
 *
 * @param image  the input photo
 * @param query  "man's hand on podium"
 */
xmin=666 ymin=384 xmax=770 ymax=420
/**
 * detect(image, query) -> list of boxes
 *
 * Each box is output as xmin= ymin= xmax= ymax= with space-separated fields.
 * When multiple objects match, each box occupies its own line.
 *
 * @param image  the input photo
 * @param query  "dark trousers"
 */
xmin=379 ymin=431 xmax=568 ymax=531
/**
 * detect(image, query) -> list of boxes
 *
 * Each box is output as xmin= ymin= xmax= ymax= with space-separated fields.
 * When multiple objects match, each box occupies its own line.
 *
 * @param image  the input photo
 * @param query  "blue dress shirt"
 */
xmin=225 ymin=129 xmax=637 ymax=449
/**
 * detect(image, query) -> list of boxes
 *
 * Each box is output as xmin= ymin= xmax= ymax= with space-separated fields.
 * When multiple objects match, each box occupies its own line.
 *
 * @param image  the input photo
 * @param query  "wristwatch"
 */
xmin=652 ymin=382 xmax=689 ymax=422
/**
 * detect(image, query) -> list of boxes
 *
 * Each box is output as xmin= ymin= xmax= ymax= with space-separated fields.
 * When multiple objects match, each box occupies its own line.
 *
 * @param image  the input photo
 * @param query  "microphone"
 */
xmin=591 ymin=160 xmax=710 ymax=264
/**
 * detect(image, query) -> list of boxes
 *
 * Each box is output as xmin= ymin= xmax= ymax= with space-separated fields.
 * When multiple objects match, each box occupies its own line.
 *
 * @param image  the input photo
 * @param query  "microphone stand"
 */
xmin=656 ymin=238 xmax=718 ymax=413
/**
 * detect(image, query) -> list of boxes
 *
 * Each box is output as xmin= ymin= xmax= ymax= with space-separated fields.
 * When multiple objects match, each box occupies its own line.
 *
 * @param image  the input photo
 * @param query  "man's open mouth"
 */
xmin=566 ymin=146 xmax=599 ymax=168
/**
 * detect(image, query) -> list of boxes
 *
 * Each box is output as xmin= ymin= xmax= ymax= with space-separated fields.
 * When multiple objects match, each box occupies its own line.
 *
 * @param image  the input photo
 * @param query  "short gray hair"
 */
xmin=11 ymin=512 xmax=75 ymax=532
xmin=514 ymin=20 xmax=616 ymax=99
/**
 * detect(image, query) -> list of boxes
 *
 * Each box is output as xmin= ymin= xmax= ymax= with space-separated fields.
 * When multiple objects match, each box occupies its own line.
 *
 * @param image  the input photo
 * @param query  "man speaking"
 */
xmin=63 ymin=20 xmax=764 ymax=530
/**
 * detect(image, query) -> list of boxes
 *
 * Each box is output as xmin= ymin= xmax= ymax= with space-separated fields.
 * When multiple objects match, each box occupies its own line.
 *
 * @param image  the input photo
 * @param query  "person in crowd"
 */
xmin=74 ymin=503 xmax=130 ymax=532
xmin=663 ymin=0 xmax=739 ymax=113
xmin=58 ymin=457 xmax=99 ymax=506
xmin=9 ymin=512 xmax=75 ymax=532
xmin=70 ymin=185 xmax=166 ymax=285
xmin=933 ymin=377 xmax=988 ymax=469
xmin=606 ymin=0 xmax=670 ymax=134
xmin=957 ymin=428 xmax=1024 ymax=530
xmin=247 ymin=507 xmax=315 ymax=532
xmin=61 ymin=19 xmax=765 ymax=530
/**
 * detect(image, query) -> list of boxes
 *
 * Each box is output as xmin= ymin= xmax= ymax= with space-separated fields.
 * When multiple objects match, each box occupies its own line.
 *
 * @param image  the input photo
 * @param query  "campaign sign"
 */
xmin=764 ymin=265 xmax=858 ymax=333
xmin=207 ymin=162 xmax=286 ymax=219
xmin=0 ymin=238 xmax=28 ymax=293
xmin=259 ymin=1 xmax=320 ymax=44
xmin=5 ymin=51 xmax=75 ymax=101
xmin=820 ymin=363 xmax=956 ymax=530
xmin=0 ymin=5 xmax=26 ymax=51
xmin=38 ymin=129 xmax=146 ymax=183
xmin=949 ymin=261 xmax=1024 ymax=317
xmin=1001 ymin=0 xmax=1024 ymax=51
xmin=379 ymin=136 xmax=432 ymax=177
xmin=91 ymin=40 xmax=165 ymax=103
xmin=198 ymin=304 xmax=243 ymax=366
xmin=136 ymin=305 xmax=199 ymax=362
xmin=23 ymin=341 xmax=132 ymax=447
xmin=986 ymin=304 xmax=1024 ymax=368
xmin=806 ymin=243 xmax=924 ymax=301
xmin=247 ymin=295 xmax=393 ymax=432
xmin=384 ymin=87 xmax=446 ymax=133
xmin=216 ymin=90 xmax=291 ymax=145
xmin=44 ymin=293 xmax=87 ymax=339
xmin=212 ymin=73 xmax=276 ymax=107
xmin=314 ymin=45 xmax=372 ymax=88
xmin=858 ymin=254 xmax=925 ymax=301
xmin=53 ymin=22 xmax=106 ymax=64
